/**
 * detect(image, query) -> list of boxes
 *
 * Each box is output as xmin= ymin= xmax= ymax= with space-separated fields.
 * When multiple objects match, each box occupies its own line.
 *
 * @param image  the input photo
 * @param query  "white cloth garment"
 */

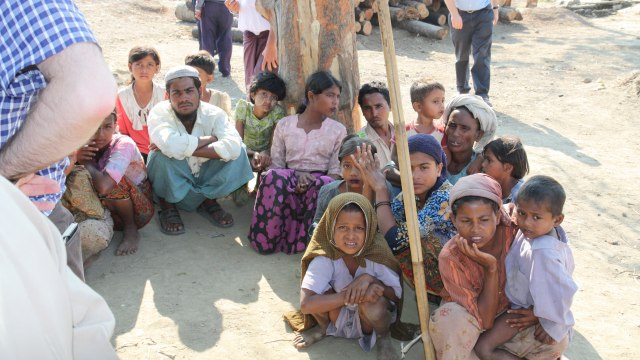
xmin=0 ymin=176 xmax=117 ymax=359
xmin=237 ymin=0 xmax=270 ymax=35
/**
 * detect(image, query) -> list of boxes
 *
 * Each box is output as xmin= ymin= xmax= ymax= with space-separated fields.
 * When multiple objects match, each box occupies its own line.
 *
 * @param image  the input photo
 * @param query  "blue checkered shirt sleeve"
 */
xmin=0 ymin=0 xmax=97 ymax=214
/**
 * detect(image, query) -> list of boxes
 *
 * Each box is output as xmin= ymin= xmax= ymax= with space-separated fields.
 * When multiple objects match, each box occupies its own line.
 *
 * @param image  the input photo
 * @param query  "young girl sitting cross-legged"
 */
xmin=295 ymin=193 xmax=402 ymax=360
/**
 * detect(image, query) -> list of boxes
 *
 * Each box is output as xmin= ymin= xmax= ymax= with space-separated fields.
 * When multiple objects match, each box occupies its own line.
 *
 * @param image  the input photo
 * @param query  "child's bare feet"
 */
xmin=377 ymin=334 xmax=399 ymax=360
xmin=116 ymin=225 xmax=140 ymax=256
xmin=293 ymin=327 xmax=325 ymax=349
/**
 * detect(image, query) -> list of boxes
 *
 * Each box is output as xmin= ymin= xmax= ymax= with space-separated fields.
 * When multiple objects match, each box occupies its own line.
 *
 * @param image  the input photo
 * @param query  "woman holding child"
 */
xmin=442 ymin=94 xmax=497 ymax=185
xmin=248 ymin=71 xmax=346 ymax=255
xmin=354 ymin=134 xmax=457 ymax=295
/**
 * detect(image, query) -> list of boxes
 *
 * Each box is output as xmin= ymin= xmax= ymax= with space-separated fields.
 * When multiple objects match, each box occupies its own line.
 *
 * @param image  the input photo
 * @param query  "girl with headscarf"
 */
xmin=442 ymin=94 xmax=498 ymax=185
xmin=292 ymin=193 xmax=402 ymax=358
xmin=353 ymin=134 xmax=457 ymax=296
xmin=428 ymin=173 xmax=517 ymax=359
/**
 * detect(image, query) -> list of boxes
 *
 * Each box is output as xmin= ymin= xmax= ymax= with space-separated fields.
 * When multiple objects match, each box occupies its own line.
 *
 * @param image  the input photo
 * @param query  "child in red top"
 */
xmin=115 ymin=46 xmax=165 ymax=162
xmin=406 ymin=78 xmax=446 ymax=145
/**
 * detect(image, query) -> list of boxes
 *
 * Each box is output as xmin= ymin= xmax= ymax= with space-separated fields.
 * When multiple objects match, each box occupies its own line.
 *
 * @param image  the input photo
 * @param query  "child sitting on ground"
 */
xmin=474 ymin=175 xmax=577 ymax=359
xmin=294 ymin=193 xmax=401 ymax=359
xmin=234 ymin=71 xmax=286 ymax=174
xmin=481 ymin=136 xmax=530 ymax=204
xmin=185 ymin=50 xmax=232 ymax=117
xmin=406 ymin=78 xmax=446 ymax=143
xmin=74 ymin=110 xmax=154 ymax=257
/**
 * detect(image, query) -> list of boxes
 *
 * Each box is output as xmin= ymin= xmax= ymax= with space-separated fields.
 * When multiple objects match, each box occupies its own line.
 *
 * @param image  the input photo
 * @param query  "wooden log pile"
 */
xmin=357 ymin=0 xmax=449 ymax=39
xmin=179 ymin=0 xmax=524 ymax=43
xmin=355 ymin=0 xmax=524 ymax=39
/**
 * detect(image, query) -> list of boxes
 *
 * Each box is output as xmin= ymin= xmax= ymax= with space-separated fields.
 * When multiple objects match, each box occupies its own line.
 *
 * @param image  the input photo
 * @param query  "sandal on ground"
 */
xmin=198 ymin=202 xmax=234 ymax=228
xmin=158 ymin=208 xmax=186 ymax=235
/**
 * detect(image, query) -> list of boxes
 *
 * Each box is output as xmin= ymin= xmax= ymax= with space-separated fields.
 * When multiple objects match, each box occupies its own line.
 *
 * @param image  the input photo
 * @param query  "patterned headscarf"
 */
xmin=286 ymin=193 xmax=400 ymax=332
xmin=442 ymin=94 xmax=497 ymax=153
xmin=301 ymin=192 xmax=400 ymax=277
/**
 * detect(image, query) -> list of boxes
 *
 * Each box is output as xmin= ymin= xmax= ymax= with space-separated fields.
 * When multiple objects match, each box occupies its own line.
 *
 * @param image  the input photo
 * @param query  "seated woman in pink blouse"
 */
xmin=248 ymin=71 xmax=347 ymax=255
xmin=75 ymin=110 xmax=154 ymax=256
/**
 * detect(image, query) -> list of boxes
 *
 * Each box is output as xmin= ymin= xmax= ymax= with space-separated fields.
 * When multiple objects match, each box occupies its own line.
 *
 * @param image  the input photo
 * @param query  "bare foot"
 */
xmin=293 ymin=327 xmax=325 ymax=349
xmin=116 ymin=225 xmax=140 ymax=256
xmin=377 ymin=334 xmax=399 ymax=360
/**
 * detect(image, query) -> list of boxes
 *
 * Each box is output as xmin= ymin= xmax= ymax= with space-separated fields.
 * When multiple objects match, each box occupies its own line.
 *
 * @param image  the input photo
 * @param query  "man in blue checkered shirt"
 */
xmin=0 ymin=0 xmax=116 ymax=280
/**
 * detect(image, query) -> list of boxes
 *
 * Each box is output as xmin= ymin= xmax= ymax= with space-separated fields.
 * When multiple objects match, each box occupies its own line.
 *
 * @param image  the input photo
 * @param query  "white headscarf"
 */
xmin=442 ymin=94 xmax=497 ymax=153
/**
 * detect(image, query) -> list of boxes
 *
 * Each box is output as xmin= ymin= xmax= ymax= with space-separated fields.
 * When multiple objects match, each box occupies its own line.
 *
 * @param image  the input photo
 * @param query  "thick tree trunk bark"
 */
xmin=257 ymin=0 xmax=361 ymax=131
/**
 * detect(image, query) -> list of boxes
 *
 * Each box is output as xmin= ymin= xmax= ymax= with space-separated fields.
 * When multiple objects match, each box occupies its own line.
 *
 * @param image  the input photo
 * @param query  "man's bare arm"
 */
xmin=0 ymin=42 xmax=117 ymax=180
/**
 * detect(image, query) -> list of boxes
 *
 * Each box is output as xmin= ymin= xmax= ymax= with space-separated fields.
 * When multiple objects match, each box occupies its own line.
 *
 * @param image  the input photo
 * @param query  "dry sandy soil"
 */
xmin=76 ymin=0 xmax=640 ymax=359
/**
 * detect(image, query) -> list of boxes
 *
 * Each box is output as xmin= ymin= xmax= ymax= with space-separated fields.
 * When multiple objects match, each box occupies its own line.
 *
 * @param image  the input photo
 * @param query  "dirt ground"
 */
xmin=76 ymin=0 xmax=640 ymax=359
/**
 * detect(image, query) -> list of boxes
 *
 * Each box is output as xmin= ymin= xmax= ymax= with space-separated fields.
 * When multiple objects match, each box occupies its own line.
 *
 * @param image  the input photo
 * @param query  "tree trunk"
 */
xmin=499 ymin=6 xmax=523 ymax=22
xmin=360 ymin=0 xmax=380 ymax=12
xmin=257 ymin=0 xmax=361 ymax=131
xmin=361 ymin=7 xmax=375 ymax=21
xmin=429 ymin=0 xmax=441 ymax=12
xmin=355 ymin=7 xmax=365 ymax=22
xmin=423 ymin=10 xmax=447 ymax=26
xmin=388 ymin=6 xmax=406 ymax=22
xmin=393 ymin=19 xmax=448 ymax=40
xmin=192 ymin=26 xmax=244 ymax=43
xmin=358 ymin=20 xmax=373 ymax=35
xmin=175 ymin=3 xmax=196 ymax=22
xmin=402 ymin=1 xmax=429 ymax=19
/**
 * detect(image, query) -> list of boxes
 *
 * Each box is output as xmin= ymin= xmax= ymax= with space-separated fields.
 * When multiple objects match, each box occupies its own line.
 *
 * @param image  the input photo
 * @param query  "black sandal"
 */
xmin=158 ymin=208 xmax=186 ymax=235
xmin=198 ymin=202 xmax=234 ymax=228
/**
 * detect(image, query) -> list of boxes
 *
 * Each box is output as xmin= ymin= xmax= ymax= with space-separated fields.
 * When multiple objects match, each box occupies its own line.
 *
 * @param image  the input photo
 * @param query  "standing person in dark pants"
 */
xmin=195 ymin=0 xmax=233 ymax=77
xmin=444 ymin=0 xmax=499 ymax=107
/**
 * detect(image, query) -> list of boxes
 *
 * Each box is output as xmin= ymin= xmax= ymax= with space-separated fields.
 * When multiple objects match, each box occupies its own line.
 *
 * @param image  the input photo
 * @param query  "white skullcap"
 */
xmin=164 ymin=65 xmax=199 ymax=85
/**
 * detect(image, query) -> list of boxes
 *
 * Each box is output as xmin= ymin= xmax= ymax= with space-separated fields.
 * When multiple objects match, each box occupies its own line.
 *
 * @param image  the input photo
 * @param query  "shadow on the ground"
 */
xmin=86 ymin=198 xmax=300 ymax=352
xmin=495 ymin=111 xmax=600 ymax=167
xmin=565 ymin=330 xmax=603 ymax=359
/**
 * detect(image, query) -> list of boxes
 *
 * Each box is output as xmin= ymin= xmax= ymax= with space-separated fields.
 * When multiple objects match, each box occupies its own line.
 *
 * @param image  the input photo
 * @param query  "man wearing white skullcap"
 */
xmin=147 ymin=65 xmax=253 ymax=234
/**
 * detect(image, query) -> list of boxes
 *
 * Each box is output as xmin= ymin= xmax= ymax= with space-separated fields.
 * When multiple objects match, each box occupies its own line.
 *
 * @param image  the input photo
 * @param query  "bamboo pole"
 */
xmin=376 ymin=1 xmax=436 ymax=359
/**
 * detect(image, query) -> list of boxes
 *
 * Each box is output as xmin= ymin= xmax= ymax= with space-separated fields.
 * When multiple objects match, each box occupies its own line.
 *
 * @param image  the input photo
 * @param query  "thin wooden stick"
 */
xmin=376 ymin=1 xmax=436 ymax=359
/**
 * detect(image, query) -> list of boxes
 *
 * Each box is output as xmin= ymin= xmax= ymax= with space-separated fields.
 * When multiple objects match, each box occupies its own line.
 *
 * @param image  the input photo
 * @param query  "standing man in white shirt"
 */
xmin=147 ymin=66 xmax=253 ymax=234
xmin=444 ymin=0 xmax=499 ymax=107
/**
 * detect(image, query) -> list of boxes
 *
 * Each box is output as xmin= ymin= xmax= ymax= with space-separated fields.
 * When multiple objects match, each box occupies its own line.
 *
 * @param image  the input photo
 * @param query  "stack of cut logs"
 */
xmin=176 ymin=0 xmax=524 ymax=43
xmin=357 ymin=0 xmax=450 ymax=39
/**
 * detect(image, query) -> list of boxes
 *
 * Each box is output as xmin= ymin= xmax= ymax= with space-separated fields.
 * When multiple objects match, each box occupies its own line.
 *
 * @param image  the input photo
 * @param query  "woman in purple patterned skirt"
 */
xmin=248 ymin=71 xmax=347 ymax=254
